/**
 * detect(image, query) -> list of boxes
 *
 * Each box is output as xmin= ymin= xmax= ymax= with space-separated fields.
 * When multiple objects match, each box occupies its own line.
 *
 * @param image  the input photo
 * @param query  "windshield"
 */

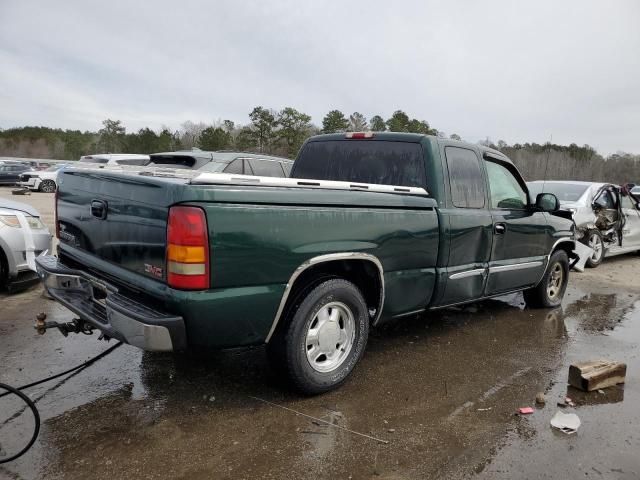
xmin=528 ymin=183 xmax=590 ymax=202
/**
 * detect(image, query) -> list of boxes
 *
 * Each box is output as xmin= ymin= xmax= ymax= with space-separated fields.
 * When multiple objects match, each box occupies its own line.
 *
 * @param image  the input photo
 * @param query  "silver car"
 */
xmin=528 ymin=181 xmax=640 ymax=268
xmin=0 ymin=199 xmax=52 ymax=291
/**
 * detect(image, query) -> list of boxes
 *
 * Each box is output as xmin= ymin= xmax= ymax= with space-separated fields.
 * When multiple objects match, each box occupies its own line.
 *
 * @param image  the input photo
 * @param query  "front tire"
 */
xmin=39 ymin=180 xmax=57 ymax=193
xmin=583 ymin=230 xmax=604 ymax=268
xmin=267 ymin=279 xmax=369 ymax=395
xmin=524 ymin=250 xmax=569 ymax=308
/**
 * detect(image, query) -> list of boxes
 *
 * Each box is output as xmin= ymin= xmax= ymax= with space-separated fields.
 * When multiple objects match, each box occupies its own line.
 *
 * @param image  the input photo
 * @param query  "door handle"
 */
xmin=494 ymin=222 xmax=506 ymax=234
xmin=90 ymin=200 xmax=108 ymax=220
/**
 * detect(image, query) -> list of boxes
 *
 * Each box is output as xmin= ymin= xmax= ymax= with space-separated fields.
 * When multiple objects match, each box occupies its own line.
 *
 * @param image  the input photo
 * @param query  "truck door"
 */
xmin=484 ymin=156 xmax=548 ymax=295
xmin=436 ymin=145 xmax=493 ymax=306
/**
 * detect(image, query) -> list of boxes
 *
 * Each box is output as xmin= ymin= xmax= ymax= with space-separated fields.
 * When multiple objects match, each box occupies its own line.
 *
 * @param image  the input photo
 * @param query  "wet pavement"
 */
xmin=1 ymin=188 xmax=639 ymax=479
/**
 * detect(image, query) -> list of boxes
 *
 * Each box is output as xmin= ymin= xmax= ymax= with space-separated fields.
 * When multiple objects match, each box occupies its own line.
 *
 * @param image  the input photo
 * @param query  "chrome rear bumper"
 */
xmin=35 ymin=255 xmax=186 ymax=351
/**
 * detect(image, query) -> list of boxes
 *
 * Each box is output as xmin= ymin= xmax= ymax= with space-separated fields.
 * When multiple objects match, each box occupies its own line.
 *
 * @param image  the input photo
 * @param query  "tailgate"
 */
xmin=57 ymin=169 xmax=184 ymax=283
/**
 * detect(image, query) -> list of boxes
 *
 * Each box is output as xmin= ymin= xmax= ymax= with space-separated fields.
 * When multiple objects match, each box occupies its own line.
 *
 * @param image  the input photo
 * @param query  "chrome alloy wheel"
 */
xmin=305 ymin=301 xmax=355 ymax=373
xmin=589 ymin=233 xmax=603 ymax=262
xmin=547 ymin=262 xmax=564 ymax=300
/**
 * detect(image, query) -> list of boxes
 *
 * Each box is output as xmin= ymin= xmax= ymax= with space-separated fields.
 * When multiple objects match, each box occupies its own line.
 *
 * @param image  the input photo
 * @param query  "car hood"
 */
xmin=0 ymin=199 xmax=40 ymax=216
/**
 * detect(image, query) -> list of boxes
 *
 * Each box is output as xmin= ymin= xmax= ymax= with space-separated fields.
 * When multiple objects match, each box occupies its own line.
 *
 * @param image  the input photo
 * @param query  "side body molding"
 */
xmin=264 ymin=252 xmax=385 ymax=343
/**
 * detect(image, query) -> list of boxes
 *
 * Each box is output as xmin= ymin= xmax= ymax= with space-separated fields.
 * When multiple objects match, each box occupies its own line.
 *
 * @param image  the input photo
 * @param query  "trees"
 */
xmin=450 ymin=133 xmax=462 ymax=141
xmin=322 ymin=110 xmax=349 ymax=133
xmin=385 ymin=110 xmax=437 ymax=135
xmin=248 ymin=106 xmax=277 ymax=152
xmin=179 ymin=121 xmax=207 ymax=149
xmin=277 ymin=107 xmax=312 ymax=157
xmin=98 ymin=119 xmax=125 ymax=152
xmin=198 ymin=126 xmax=231 ymax=151
xmin=235 ymin=127 xmax=256 ymax=152
xmin=348 ymin=112 xmax=368 ymax=132
xmin=369 ymin=115 xmax=386 ymax=132
xmin=385 ymin=110 xmax=411 ymax=132
xmin=407 ymin=119 xmax=433 ymax=134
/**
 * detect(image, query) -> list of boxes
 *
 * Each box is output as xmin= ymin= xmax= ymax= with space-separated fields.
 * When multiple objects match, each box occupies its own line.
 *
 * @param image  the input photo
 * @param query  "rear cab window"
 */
xmin=293 ymin=140 xmax=426 ymax=187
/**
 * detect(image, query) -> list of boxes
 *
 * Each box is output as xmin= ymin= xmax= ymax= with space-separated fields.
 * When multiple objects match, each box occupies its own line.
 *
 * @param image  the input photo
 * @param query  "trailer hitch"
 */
xmin=34 ymin=313 xmax=94 ymax=337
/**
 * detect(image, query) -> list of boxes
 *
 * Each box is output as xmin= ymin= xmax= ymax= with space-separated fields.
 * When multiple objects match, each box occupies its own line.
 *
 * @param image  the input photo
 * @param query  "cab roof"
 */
xmin=306 ymin=132 xmax=515 ymax=167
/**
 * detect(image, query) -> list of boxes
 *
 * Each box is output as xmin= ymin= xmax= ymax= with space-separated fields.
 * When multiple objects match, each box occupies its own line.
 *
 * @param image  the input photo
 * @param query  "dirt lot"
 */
xmin=1 ymin=187 xmax=639 ymax=479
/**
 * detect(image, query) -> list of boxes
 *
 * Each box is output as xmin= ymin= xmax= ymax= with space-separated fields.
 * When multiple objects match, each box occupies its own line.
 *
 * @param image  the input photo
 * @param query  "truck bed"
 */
xmin=55 ymin=169 xmax=440 ymax=347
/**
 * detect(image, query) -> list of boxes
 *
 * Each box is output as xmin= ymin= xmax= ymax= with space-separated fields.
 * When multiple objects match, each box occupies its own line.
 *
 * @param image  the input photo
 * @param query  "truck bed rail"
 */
xmin=190 ymin=172 xmax=429 ymax=196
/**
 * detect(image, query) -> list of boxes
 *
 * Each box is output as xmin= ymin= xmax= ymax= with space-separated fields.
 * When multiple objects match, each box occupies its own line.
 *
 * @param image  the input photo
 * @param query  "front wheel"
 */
xmin=523 ymin=250 xmax=569 ymax=308
xmin=583 ymin=230 xmax=604 ymax=268
xmin=39 ymin=180 xmax=57 ymax=193
xmin=267 ymin=279 xmax=369 ymax=395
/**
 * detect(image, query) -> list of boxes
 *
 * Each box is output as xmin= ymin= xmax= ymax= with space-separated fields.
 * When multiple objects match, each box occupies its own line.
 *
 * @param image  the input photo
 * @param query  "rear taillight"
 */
xmin=345 ymin=132 xmax=374 ymax=139
xmin=166 ymin=206 xmax=210 ymax=290
xmin=54 ymin=188 xmax=59 ymax=238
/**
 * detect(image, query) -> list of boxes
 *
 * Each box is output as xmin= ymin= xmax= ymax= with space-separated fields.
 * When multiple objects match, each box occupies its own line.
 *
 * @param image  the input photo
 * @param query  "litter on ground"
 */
xmin=550 ymin=411 xmax=581 ymax=434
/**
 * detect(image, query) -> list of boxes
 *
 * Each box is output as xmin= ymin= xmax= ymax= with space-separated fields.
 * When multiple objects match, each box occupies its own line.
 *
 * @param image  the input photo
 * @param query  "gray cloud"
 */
xmin=1 ymin=0 xmax=639 ymax=154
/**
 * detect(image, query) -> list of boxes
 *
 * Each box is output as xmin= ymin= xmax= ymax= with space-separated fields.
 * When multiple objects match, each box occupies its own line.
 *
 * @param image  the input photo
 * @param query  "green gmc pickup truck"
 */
xmin=36 ymin=133 xmax=575 ymax=393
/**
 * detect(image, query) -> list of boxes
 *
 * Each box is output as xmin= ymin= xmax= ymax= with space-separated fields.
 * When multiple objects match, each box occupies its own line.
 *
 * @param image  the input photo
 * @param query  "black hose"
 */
xmin=0 ymin=341 xmax=123 ymax=464
xmin=0 ymin=383 xmax=40 ymax=465
xmin=0 ymin=342 xmax=123 ymax=400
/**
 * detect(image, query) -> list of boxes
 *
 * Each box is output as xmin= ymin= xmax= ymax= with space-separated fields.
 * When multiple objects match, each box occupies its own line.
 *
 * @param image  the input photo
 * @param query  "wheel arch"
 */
xmin=265 ymin=252 xmax=384 ymax=343
xmin=551 ymin=237 xmax=575 ymax=257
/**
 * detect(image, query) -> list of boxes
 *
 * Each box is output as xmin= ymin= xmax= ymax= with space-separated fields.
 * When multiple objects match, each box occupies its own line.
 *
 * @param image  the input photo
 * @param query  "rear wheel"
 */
xmin=39 ymin=180 xmax=56 ymax=193
xmin=267 ymin=278 xmax=369 ymax=395
xmin=583 ymin=230 xmax=604 ymax=268
xmin=524 ymin=250 xmax=569 ymax=308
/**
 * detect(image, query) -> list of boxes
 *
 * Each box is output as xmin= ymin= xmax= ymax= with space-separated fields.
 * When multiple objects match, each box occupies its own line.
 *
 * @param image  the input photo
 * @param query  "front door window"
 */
xmin=485 ymin=161 xmax=527 ymax=210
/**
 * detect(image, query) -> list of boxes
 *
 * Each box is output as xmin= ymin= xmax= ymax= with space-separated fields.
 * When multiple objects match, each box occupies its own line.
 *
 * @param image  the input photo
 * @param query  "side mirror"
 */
xmin=536 ymin=193 xmax=560 ymax=212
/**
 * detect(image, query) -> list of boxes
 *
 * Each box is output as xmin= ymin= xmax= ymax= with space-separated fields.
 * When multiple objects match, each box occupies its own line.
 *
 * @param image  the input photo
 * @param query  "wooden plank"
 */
xmin=568 ymin=360 xmax=627 ymax=392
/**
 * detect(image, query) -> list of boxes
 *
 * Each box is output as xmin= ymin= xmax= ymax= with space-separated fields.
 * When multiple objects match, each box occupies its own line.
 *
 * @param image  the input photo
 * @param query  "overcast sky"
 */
xmin=1 ymin=0 xmax=639 ymax=154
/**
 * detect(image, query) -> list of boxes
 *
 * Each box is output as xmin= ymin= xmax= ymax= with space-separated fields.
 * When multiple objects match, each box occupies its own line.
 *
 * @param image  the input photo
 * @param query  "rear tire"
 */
xmin=583 ymin=230 xmax=604 ymax=268
xmin=267 ymin=279 xmax=369 ymax=395
xmin=39 ymin=180 xmax=56 ymax=193
xmin=524 ymin=250 xmax=569 ymax=308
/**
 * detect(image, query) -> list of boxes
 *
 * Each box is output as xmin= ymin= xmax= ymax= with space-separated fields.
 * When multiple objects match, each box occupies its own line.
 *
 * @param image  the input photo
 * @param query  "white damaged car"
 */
xmin=528 ymin=181 xmax=640 ymax=268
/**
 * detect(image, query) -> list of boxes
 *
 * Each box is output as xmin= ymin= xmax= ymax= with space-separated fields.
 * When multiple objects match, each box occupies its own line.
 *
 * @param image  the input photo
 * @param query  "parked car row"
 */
xmin=528 ymin=180 xmax=640 ymax=268
xmin=8 ymin=150 xmax=294 ymax=193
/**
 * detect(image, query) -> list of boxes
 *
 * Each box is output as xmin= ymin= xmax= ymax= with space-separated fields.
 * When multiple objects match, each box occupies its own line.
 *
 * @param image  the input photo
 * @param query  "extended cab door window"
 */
xmin=445 ymin=147 xmax=485 ymax=208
